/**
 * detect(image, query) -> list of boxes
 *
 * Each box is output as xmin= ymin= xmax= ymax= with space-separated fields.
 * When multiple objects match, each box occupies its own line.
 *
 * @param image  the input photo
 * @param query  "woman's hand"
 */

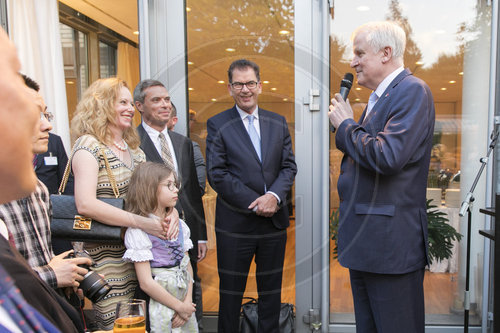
xmin=165 ymin=208 xmax=180 ymax=240
xmin=138 ymin=216 xmax=167 ymax=239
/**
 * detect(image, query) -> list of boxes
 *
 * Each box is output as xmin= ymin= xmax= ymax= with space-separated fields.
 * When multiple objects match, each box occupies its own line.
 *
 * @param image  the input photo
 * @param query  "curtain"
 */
xmin=117 ymin=42 xmax=141 ymax=126
xmin=7 ymin=0 xmax=71 ymax=153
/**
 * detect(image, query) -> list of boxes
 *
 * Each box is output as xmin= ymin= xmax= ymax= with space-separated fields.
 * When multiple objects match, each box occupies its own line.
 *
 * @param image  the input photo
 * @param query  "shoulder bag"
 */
xmin=50 ymin=142 xmax=124 ymax=244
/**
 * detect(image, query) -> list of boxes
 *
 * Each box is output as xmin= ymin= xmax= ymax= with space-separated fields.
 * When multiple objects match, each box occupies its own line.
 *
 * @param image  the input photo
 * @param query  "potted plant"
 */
xmin=330 ymin=199 xmax=462 ymax=264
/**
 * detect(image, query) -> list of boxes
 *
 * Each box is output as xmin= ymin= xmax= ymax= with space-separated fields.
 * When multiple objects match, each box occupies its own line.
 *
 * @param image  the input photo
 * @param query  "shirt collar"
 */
xmin=235 ymin=104 xmax=259 ymax=121
xmin=373 ymin=66 xmax=404 ymax=98
xmin=142 ymin=121 xmax=169 ymax=138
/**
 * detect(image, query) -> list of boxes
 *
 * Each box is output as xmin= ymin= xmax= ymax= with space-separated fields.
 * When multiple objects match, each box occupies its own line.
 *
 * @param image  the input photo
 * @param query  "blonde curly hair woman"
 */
xmin=70 ymin=78 xmax=178 ymax=330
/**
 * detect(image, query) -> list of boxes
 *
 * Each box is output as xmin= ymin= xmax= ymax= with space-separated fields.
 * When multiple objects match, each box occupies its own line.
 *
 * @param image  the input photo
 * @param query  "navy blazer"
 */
xmin=206 ymin=106 xmax=297 ymax=233
xmin=137 ymin=124 xmax=207 ymax=252
xmin=336 ymin=69 xmax=435 ymax=274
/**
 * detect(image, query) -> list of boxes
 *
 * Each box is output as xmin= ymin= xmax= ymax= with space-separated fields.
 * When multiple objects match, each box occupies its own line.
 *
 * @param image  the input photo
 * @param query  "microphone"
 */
xmin=331 ymin=73 xmax=354 ymax=132
xmin=339 ymin=73 xmax=354 ymax=101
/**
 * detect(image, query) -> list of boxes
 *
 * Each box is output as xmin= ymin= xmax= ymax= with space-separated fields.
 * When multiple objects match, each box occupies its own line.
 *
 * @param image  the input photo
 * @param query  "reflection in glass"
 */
xmin=186 ymin=0 xmax=295 ymax=314
xmin=60 ymin=23 xmax=88 ymax=122
xmin=99 ymin=41 xmax=117 ymax=78
xmin=329 ymin=0 xmax=490 ymax=326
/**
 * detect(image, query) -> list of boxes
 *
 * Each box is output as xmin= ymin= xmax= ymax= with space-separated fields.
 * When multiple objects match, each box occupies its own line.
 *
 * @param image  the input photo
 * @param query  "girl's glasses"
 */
xmin=161 ymin=181 xmax=180 ymax=191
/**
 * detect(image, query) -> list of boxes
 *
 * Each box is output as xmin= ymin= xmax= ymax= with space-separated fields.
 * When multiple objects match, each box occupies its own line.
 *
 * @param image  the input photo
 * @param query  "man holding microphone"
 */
xmin=328 ymin=21 xmax=435 ymax=333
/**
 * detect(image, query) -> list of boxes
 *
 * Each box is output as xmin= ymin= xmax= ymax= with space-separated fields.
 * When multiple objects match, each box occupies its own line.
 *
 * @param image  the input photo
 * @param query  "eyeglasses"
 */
xmin=230 ymin=81 xmax=259 ymax=90
xmin=161 ymin=181 xmax=180 ymax=192
xmin=40 ymin=111 xmax=54 ymax=122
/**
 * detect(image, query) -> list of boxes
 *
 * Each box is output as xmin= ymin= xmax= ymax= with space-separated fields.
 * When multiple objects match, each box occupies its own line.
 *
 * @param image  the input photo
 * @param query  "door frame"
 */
xmin=294 ymin=0 xmax=332 ymax=331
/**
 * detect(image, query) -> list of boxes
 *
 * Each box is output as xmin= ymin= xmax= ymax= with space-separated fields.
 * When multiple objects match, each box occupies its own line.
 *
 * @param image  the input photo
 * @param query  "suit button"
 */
xmin=340 ymin=170 xmax=344 ymax=175
xmin=339 ymin=197 xmax=343 ymax=202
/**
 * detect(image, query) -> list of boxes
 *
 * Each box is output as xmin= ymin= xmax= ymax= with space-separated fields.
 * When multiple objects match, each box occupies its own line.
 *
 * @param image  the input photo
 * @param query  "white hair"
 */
xmin=352 ymin=21 xmax=406 ymax=61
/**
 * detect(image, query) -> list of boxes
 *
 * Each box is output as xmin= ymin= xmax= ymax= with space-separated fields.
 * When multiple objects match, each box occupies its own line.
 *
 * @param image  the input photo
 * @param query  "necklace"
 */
xmin=113 ymin=139 xmax=128 ymax=151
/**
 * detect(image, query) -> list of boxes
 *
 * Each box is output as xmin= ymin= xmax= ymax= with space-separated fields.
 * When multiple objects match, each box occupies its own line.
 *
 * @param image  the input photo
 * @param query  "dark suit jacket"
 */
xmin=0 ymin=235 xmax=82 ymax=332
xmin=336 ymin=68 xmax=435 ymax=274
xmin=206 ymin=106 xmax=297 ymax=233
xmin=35 ymin=132 xmax=73 ymax=195
xmin=137 ymin=124 xmax=207 ymax=256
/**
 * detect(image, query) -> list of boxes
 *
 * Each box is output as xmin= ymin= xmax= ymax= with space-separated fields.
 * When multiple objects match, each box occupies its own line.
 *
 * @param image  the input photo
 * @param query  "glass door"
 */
xmin=140 ymin=0 xmax=495 ymax=331
xmin=184 ymin=0 xmax=297 ymax=317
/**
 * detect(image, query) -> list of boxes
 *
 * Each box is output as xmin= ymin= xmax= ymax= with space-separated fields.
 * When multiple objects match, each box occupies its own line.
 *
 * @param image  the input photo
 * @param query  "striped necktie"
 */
xmin=0 ymin=263 xmax=61 ymax=332
xmin=158 ymin=133 xmax=175 ymax=171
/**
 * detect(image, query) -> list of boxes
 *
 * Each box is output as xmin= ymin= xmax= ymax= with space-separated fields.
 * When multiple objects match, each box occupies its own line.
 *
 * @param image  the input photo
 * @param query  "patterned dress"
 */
xmin=123 ymin=217 xmax=198 ymax=333
xmin=73 ymin=134 xmax=145 ymax=330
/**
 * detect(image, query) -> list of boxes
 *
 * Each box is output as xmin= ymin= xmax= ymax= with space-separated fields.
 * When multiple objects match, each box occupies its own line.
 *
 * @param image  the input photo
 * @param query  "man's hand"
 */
xmin=328 ymin=93 xmax=354 ymax=129
xmin=248 ymin=193 xmax=278 ymax=217
xmin=48 ymin=250 xmax=91 ymax=288
xmin=198 ymin=242 xmax=207 ymax=262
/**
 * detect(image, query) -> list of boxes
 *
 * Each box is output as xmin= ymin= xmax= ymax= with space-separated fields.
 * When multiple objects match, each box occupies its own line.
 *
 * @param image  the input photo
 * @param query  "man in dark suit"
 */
xmin=35 ymin=132 xmax=73 ymax=195
xmin=133 ymin=79 xmax=207 ymax=329
xmin=328 ymin=21 xmax=435 ymax=333
xmin=206 ymin=59 xmax=297 ymax=333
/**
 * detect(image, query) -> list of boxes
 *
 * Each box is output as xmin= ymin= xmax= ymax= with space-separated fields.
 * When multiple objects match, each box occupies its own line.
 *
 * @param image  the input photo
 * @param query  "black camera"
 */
xmin=67 ymin=244 xmax=112 ymax=303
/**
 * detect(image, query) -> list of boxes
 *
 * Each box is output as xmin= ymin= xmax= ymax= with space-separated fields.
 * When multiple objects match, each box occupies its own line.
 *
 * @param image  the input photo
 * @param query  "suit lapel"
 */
xmin=137 ymin=124 xmax=163 ymax=163
xmin=258 ymin=108 xmax=269 ymax=163
xmin=361 ymin=68 xmax=412 ymax=126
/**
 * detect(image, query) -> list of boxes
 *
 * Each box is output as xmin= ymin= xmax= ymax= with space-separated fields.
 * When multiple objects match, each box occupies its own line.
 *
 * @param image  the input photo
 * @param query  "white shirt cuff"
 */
xmin=266 ymin=191 xmax=281 ymax=204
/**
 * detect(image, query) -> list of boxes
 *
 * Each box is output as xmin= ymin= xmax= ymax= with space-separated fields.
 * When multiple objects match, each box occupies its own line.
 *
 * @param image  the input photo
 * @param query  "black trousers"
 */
xmin=349 ymin=268 xmax=425 ymax=333
xmin=216 ymin=220 xmax=287 ymax=333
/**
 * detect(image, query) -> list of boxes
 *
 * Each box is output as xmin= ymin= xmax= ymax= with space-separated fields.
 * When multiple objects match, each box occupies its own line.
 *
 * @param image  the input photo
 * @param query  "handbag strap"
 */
xmin=57 ymin=137 xmax=120 ymax=199
xmin=57 ymin=137 xmax=82 ymax=195
xmin=100 ymin=146 xmax=120 ymax=198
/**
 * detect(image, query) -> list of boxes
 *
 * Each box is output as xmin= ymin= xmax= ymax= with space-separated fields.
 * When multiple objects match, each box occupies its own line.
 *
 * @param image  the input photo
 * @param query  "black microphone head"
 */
xmin=341 ymin=73 xmax=354 ymax=89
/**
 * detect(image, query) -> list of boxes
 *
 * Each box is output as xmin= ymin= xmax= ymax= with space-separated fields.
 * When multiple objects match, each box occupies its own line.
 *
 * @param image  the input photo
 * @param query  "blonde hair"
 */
xmin=71 ymin=77 xmax=140 ymax=149
xmin=125 ymin=162 xmax=178 ymax=217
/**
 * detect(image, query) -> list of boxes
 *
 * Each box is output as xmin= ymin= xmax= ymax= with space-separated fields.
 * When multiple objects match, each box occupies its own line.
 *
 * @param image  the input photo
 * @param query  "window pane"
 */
xmin=99 ymin=41 xmax=117 ymax=78
xmin=59 ymin=22 xmax=88 ymax=122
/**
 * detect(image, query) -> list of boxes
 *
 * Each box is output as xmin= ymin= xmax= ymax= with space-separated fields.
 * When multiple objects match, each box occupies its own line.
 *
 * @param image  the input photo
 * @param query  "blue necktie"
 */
xmin=366 ymin=91 xmax=379 ymax=116
xmin=247 ymin=115 xmax=261 ymax=161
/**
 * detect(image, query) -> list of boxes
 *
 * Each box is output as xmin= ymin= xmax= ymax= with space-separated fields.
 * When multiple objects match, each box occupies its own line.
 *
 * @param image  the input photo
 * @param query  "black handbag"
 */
xmin=240 ymin=297 xmax=295 ymax=333
xmin=50 ymin=142 xmax=124 ymax=244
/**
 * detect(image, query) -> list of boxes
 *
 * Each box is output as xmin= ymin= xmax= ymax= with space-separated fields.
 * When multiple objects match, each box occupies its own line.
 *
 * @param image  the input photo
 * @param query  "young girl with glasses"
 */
xmin=123 ymin=162 xmax=197 ymax=332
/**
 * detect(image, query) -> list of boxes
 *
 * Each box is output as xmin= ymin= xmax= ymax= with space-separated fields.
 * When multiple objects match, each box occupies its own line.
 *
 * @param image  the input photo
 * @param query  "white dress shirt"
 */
xmin=366 ymin=66 xmax=405 ymax=116
xmin=236 ymin=105 xmax=261 ymax=137
xmin=141 ymin=121 xmax=179 ymax=174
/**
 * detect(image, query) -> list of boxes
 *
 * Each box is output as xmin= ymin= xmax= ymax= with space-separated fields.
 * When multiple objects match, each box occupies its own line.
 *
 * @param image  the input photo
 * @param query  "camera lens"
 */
xmin=80 ymin=270 xmax=112 ymax=303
